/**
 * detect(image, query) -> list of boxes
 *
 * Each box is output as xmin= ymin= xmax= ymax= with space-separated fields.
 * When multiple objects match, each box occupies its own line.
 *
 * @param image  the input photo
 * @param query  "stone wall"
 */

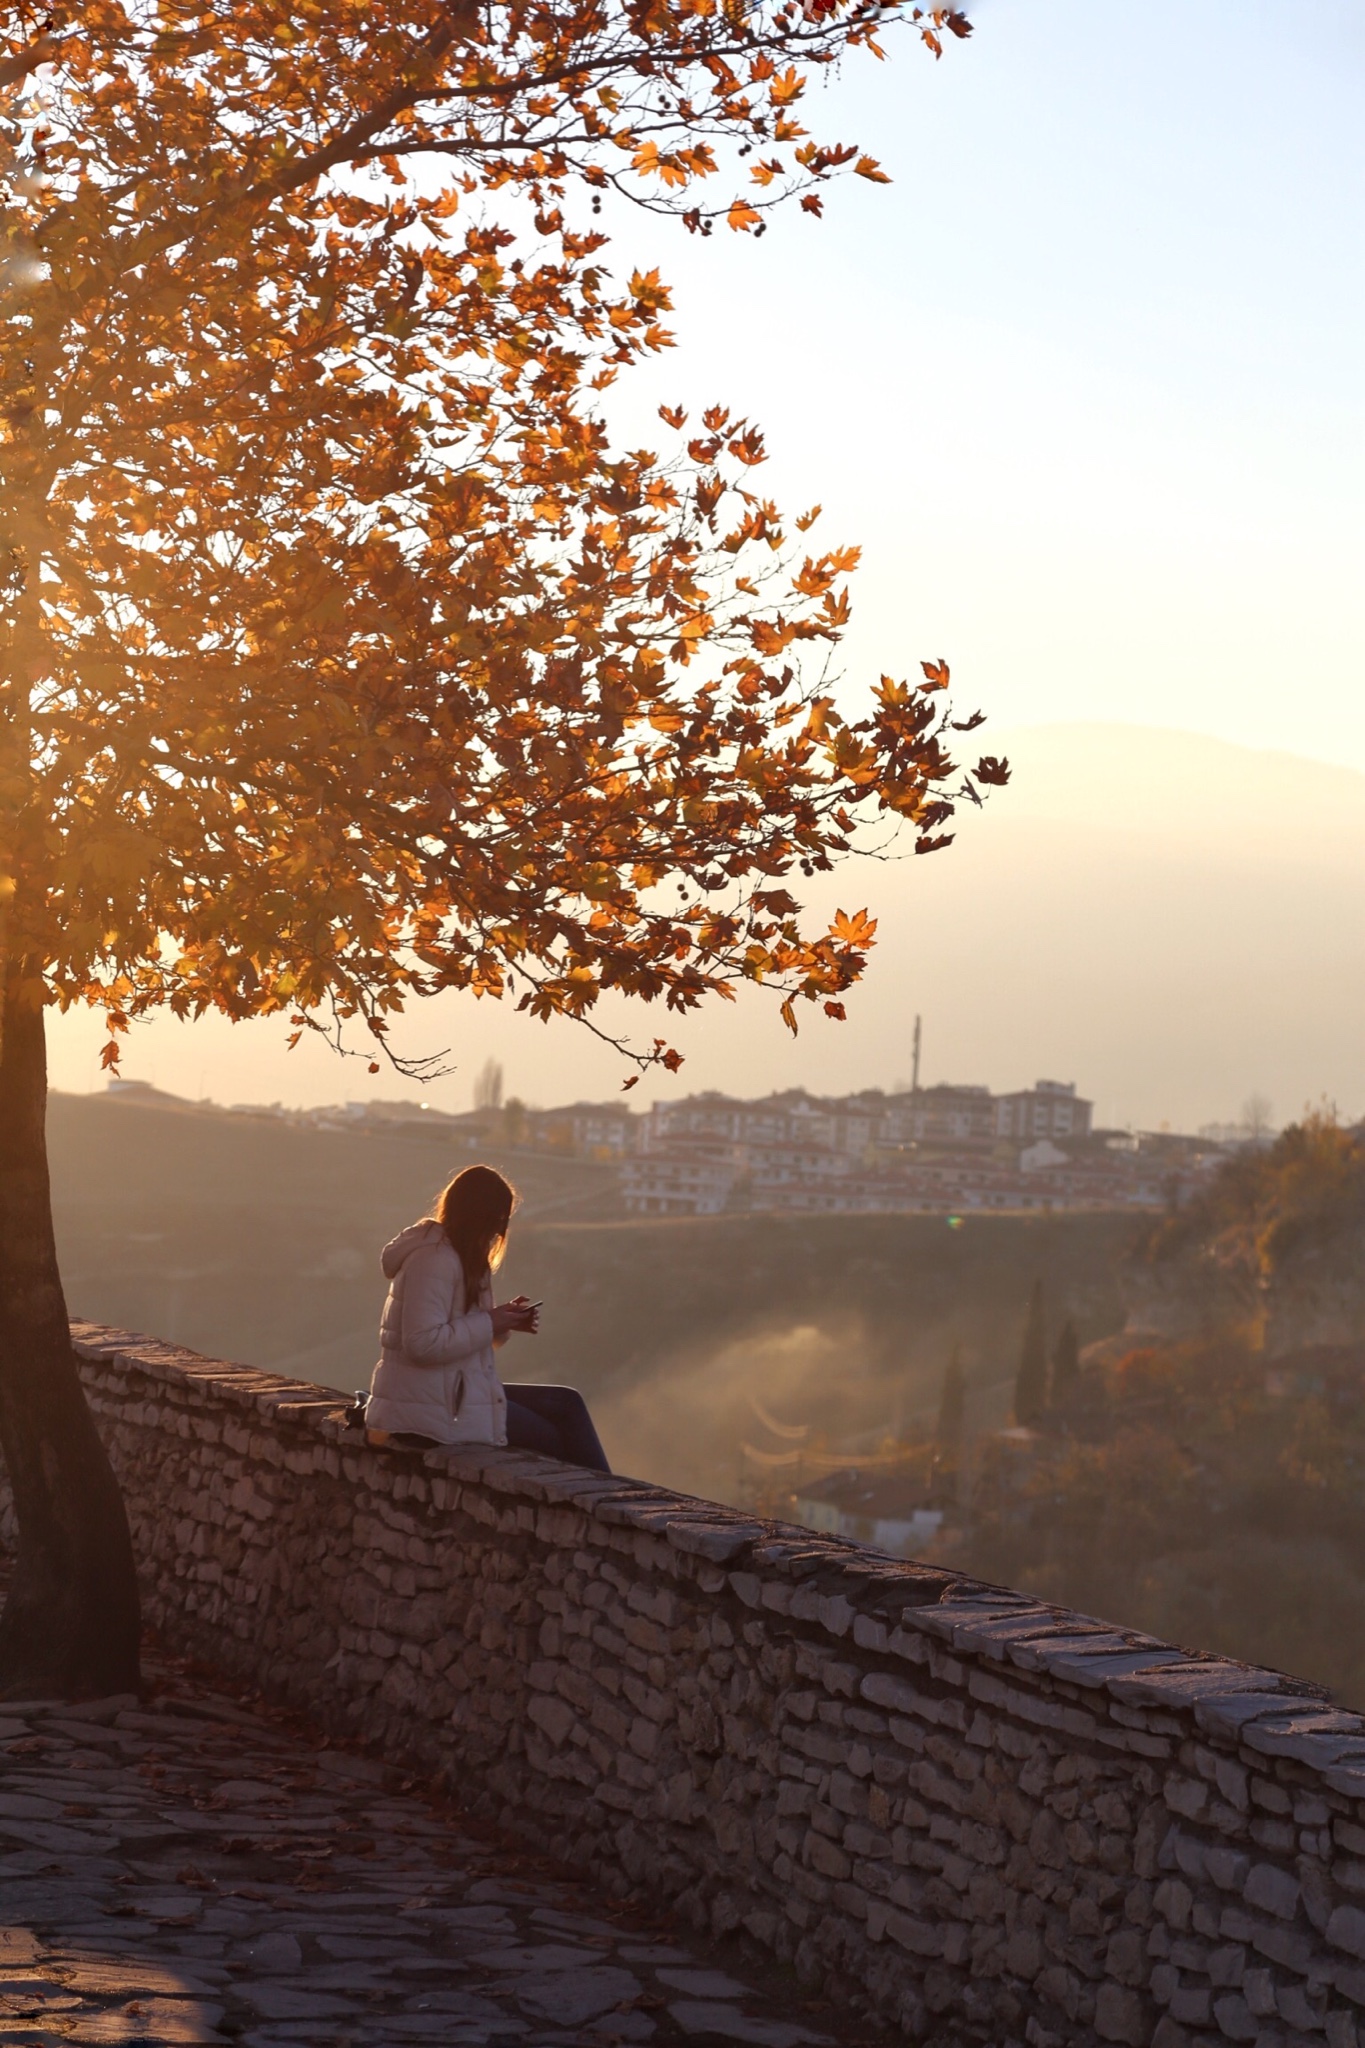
xmin=10 ymin=1324 xmax=1365 ymax=2047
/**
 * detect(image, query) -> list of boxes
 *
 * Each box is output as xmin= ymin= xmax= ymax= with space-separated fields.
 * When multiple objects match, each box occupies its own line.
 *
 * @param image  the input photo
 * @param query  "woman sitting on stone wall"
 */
xmin=363 ymin=1164 xmax=611 ymax=1472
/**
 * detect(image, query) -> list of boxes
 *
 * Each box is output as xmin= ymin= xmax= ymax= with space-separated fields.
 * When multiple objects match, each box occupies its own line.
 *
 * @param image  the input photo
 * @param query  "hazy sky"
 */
xmin=600 ymin=0 xmax=1365 ymax=765
xmin=44 ymin=1 xmax=1365 ymax=1122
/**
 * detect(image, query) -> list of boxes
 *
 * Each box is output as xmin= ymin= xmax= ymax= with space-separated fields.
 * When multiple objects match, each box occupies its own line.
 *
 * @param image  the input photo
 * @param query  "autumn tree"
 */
xmin=473 ymin=1059 xmax=505 ymax=1114
xmin=935 ymin=1341 xmax=965 ymax=1460
xmin=0 ymin=0 xmax=1000 ymax=1696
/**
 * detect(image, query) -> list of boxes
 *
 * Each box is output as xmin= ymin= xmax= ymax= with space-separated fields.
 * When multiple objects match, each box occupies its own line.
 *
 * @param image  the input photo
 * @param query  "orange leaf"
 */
xmin=727 ymin=199 xmax=763 ymax=233
xmin=831 ymin=906 xmax=877 ymax=946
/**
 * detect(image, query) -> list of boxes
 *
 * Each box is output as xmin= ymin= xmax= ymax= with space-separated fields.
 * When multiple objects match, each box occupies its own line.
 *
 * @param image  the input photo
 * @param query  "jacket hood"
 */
xmin=380 ymin=1218 xmax=446 ymax=1279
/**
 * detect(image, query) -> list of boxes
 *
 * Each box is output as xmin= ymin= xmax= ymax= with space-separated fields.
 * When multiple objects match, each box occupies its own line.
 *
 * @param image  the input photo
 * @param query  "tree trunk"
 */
xmin=0 ymin=960 xmax=140 ymax=1699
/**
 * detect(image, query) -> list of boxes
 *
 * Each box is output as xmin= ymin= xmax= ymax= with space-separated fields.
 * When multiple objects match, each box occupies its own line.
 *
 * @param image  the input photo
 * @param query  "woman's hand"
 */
xmin=491 ymin=1296 xmax=540 ymax=1339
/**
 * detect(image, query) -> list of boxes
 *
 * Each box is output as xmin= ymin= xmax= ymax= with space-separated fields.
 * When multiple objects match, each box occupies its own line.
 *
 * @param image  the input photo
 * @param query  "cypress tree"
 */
xmin=937 ymin=1344 xmax=966 ymax=1457
xmin=1014 ymin=1280 xmax=1048 ymax=1426
xmin=1052 ymin=1317 xmax=1080 ymax=1404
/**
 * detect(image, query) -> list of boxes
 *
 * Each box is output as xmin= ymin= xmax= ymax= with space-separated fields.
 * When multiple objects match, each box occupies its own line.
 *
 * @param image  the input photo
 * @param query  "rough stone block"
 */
xmin=1240 ymin=1967 xmax=1275 ymax=2017
xmin=1155 ymin=1879 xmax=1194 ymax=1931
xmin=803 ymin=1831 xmax=850 ymax=1882
xmin=1330 ymin=1907 xmax=1365 ymax=1960
xmin=527 ymin=1695 xmax=576 ymax=1748
xmin=1207 ymin=1847 xmax=1251 ymax=1892
xmin=1104 ymin=1929 xmax=1145 ymax=1987
xmin=1252 ymin=1813 xmax=1299 ymax=1853
xmin=1210 ymin=1992 xmax=1258 ymax=2040
xmin=860 ymin=1672 xmax=928 ymax=1720
xmin=1095 ymin=1982 xmax=1147 ymax=2044
xmin=1150 ymin=1961 xmax=1178 ymax=2005
xmin=1166 ymin=1774 xmax=1209 ymax=1820
xmin=1170 ymin=1985 xmax=1212 ymax=2026
xmin=665 ymin=1520 xmax=757 ymax=1565
xmin=882 ymin=1910 xmax=945 ymax=1958
xmin=1276 ymin=1981 xmax=1324 ymax=2030
xmin=1245 ymin=1863 xmax=1301 ymax=1921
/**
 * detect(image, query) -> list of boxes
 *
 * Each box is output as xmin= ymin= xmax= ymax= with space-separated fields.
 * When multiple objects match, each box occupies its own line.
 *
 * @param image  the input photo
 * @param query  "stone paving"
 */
xmin=0 ymin=1653 xmax=851 ymax=2048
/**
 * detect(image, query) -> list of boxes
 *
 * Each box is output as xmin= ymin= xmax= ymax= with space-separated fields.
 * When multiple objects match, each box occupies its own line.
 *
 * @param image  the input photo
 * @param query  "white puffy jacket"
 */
xmin=365 ymin=1220 xmax=507 ymax=1446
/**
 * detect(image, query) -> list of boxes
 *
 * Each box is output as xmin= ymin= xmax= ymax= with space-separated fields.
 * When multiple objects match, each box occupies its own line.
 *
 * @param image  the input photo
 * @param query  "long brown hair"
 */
xmin=435 ymin=1165 xmax=516 ymax=1311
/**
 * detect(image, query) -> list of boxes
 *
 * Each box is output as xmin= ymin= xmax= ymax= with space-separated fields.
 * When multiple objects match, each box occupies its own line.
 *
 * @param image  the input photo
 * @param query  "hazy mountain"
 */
xmin=42 ymin=723 xmax=1365 ymax=1130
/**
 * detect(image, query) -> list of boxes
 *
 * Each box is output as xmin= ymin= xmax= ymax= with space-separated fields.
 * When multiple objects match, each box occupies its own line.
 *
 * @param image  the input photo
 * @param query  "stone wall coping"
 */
xmin=71 ymin=1321 xmax=1346 ymax=1763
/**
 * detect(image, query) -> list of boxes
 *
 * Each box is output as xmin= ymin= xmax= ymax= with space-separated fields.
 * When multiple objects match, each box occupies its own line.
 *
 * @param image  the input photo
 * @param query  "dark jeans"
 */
xmin=503 ymin=1384 xmax=611 ymax=1474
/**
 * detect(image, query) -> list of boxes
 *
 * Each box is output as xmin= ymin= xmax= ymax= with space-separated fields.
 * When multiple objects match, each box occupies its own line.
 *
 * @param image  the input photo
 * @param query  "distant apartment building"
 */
xmin=620 ymin=1149 xmax=735 ymax=1216
xmin=881 ymin=1083 xmax=997 ymax=1149
xmin=640 ymin=1093 xmax=747 ymax=1149
xmin=748 ymin=1143 xmax=854 ymax=1208
xmin=993 ymin=1080 xmax=1093 ymax=1143
xmin=526 ymin=1100 xmax=636 ymax=1157
xmin=641 ymin=1089 xmax=882 ymax=1161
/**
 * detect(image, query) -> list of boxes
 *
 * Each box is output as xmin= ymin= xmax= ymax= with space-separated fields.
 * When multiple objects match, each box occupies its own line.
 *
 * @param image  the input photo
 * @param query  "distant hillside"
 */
xmin=48 ymin=1091 xmax=1137 ymax=1501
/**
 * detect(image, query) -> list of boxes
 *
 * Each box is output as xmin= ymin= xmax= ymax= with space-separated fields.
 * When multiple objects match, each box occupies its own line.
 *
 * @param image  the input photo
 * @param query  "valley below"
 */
xmin=47 ymin=1090 xmax=1133 ymax=1503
